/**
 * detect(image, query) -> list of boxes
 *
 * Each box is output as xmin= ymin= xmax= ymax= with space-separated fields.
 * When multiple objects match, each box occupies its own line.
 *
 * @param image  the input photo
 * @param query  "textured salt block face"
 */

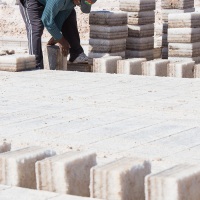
xmin=161 ymin=0 xmax=194 ymax=9
xmin=90 ymin=25 xmax=128 ymax=39
xmin=142 ymin=59 xmax=169 ymax=76
xmin=90 ymin=157 xmax=151 ymax=200
xmin=0 ymin=146 xmax=56 ymax=189
xmin=89 ymin=38 xmax=126 ymax=53
xmin=43 ymin=45 xmax=67 ymax=71
xmin=119 ymin=0 xmax=156 ymax=12
xmin=146 ymin=164 xmax=200 ymax=200
xmin=89 ymin=11 xmax=127 ymax=26
xmin=168 ymin=13 xmax=200 ymax=28
xmin=0 ymin=54 xmax=36 ymax=72
xmin=126 ymin=49 xmax=158 ymax=60
xmin=168 ymin=56 xmax=200 ymax=64
xmin=117 ymin=58 xmax=147 ymax=75
xmin=128 ymin=24 xmax=154 ymax=37
xmin=36 ymin=151 xmax=97 ymax=197
xmin=126 ymin=37 xmax=154 ymax=50
xmin=168 ymin=61 xmax=195 ymax=78
xmin=194 ymin=64 xmax=200 ymax=78
xmin=93 ymin=56 xmax=122 ymax=73
xmin=168 ymin=28 xmax=200 ymax=43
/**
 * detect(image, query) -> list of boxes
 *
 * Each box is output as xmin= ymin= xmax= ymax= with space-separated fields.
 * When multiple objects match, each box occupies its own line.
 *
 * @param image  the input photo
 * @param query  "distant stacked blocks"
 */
xmin=120 ymin=0 xmax=160 ymax=60
xmin=160 ymin=0 xmax=195 ymax=59
xmin=168 ymin=13 xmax=200 ymax=64
xmin=88 ymin=11 xmax=128 ymax=64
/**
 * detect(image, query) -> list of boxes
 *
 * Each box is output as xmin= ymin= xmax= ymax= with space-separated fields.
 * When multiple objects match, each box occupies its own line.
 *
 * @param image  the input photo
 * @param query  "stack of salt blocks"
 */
xmin=88 ymin=11 xmax=128 ymax=65
xmin=119 ymin=0 xmax=161 ymax=60
xmin=160 ymin=0 xmax=195 ymax=59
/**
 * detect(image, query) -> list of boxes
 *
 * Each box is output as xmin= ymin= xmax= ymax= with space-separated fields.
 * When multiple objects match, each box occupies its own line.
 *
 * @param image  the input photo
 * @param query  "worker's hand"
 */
xmin=73 ymin=0 xmax=81 ymax=5
xmin=47 ymin=37 xmax=57 ymax=46
xmin=57 ymin=36 xmax=70 ymax=57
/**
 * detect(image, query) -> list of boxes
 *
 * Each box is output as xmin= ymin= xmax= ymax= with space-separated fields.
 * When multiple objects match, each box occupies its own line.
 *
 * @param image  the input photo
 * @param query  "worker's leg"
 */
xmin=61 ymin=9 xmax=85 ymax=62
xmin=19 ymin=0 xmax=44 ymax=69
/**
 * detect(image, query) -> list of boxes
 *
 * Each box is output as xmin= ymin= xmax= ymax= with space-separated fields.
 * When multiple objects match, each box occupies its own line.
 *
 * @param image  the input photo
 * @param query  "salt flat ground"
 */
xmin=0 ymin=70 xmax=200 ymax=172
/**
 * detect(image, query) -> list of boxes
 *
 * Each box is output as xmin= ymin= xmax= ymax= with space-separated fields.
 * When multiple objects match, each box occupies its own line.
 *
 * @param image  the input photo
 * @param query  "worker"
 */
xmin=19 ymin=0 xmax=97 ymax=69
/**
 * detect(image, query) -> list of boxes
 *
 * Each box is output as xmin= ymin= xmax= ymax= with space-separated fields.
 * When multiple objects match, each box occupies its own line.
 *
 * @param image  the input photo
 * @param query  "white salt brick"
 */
xmin=126 ymin=37 xmax=154 ymax=50
xmin=168 ymin=13 xmax=200 ymax=28
xmin=146 ymin=164 xmax=200 ymax=200
xmin=90 ymin=25 xmax=128 ymax=39
xmin=168 ymin=28 xmax=200 ymax=43
xmin=36 ymin=151 xmax=96 ymax=197
xmin=120 ymin=0 xmax=156 ymax=12
xmin=168 ymin=61 xmax=195 ymax=78
xmin=0 ymin=54 xmax=36 ymax=72
xmin=168 ymin=56 xmax=200 ymax=63
xmin=161 ymin=0 xmax=194 ymax=9
xmin=194 ymin=64 xmax=200 ymax=78
xmin=128 ymin=24 xmax=154 ymax=37
xmin=93 ymin=56 xmax=122 ymax=73
xmin=142 ymin=59 xmax=169 ymax=76
xmin=89 ymin=38 xmax=126 ymax=53
xmin=0 ymin=146 xmax=56 ymax=189
xmin=43 ymin=46 xmax=67 ymax=71
xmin=89 ymin=11 xmax=127 ymax=26
xmin=117 ymin=58 xmax=147 ymax=75
xmin=90 ymin=157 xmax=151 ymax=200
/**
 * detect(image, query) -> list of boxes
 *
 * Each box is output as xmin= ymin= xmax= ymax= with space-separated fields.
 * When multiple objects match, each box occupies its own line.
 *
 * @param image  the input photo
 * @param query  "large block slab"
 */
xmin=168 ymin=28 xmax=200 ymax=43
xmin=89 ymin=11 xmax=127 ymax=26
xmin=128 ymin=24 xmax=154 ymax=37
xmin=161 ymin=0 xmax=194 ymax=9
xmin=0 ymin=54 xmax=36 ymax=72
xmin=117 ymin=58 xmax=147 ymax=75
xmin=90 ymin=157 xmax=151 ymax=200
xmin=36 ymin=151 xmax=96 ymax=197
xmin=119 ymin=0 xmax=156 ymax=12
xmin=168 ymin=61 xmax=195 ymax=78
xmin=90 ymin=25 xmax=128 ymax=39
xmin=126 ymin=37 xmax=154 ymax=50
xmin=43 ymin=45 xmax=67 ymax=70
xmin=0 ymin=146 xmax=56 ymax=189
xmin=93 ymin=56 xmax=122 ymax=73
xmin=142 ymin=59 xmax=169 ymax=76
xmin=145 ymin=164 xmax=200 ymax=200
xmin=89 ymin=38 xmax=126 ymax=53
xmin=168 ymin=13 xmax=200 ymax=28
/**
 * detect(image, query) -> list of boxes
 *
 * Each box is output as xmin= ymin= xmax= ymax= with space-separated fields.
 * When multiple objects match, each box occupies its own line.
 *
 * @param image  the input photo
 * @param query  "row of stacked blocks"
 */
xmin=160 ymin=0 xmax=195 ymax=59
xmin=1 ymin=143 xmax=200 ymax=199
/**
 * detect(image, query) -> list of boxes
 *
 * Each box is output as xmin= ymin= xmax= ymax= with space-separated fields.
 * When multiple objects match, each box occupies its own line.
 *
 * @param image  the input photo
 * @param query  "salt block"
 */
xmin=128 ymin=24 xmax=154 ymax=37
xmin=161 ymin=0 xmax=194 ymax=9
xmin=168 ymin=61 xmax=194 ymax=78
xmin=194 ymin=64 xmax=200 ymax=78
xmin=43 ymin=45 xmax=67 ymax=70
xmin=117 ymin=58 xmax=146 ymax=75
xmin=119 ymin=0 xmax=156 ymax=12
xmin=36 ymin=151 xmax=96 ymax=197
xmin=89 ymin=11 xmax=127 ymax=26
xmin=168 ymin=56 xmax=200 ymax=64
xmin=0 ymin=146 xmax=56 ymax=189
xmin=0 ymin=54 xmax=36 ymax=72
xmin=168 ymin=28 xmax=200 ymax=43
xmin=126 ymin=37 xmax=154 ymax=50
xmin=128 ymin=11 xmax=155 ymax=25
xmin=93 ymin=56 xmax=122 ymax=73
xmin=168 ymin=13 xmax=200 ymax=28
xmin=90 ymin=25 xmax=128 ymax=39
xmin=67 ymin=63 xmax=91 ymax=72
xmin=89 ymin=38 xmax=126 ymax=53
xmin=168 ymin=42 xmax=200 ymax=57
xmin=142 ymin=59 xmax=169 ymax=76
xmin=145 ymin=164 xmax=200 ymax=200
xmin=90 ymin=157 xmax=151 ymax=200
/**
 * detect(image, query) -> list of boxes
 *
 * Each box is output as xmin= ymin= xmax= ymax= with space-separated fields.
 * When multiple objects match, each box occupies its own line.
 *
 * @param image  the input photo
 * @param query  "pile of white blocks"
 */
xmin=90 ymin=157 xmax=151 ymax=200
xmin=145 ymin=164 xmax=200 ymax=200
xmin=36 ymin=151 xmax=97 ymax=197
xmin=88 ymin=11 xmax=128 ymax=64
xmin=120 ymin=0 xmax=161 ymax=60
xmin=0 ymin=54 xmax=36 ymax=72
xmin=160 ymin=0 xmax=195 ymax=59
xmin=168 ymin=13 xmax=200 ymax=64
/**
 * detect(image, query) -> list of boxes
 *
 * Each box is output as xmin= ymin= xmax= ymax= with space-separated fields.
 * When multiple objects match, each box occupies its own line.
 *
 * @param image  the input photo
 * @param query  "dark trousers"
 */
xmin=19 ymin=0 xmax=83 ymax=69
